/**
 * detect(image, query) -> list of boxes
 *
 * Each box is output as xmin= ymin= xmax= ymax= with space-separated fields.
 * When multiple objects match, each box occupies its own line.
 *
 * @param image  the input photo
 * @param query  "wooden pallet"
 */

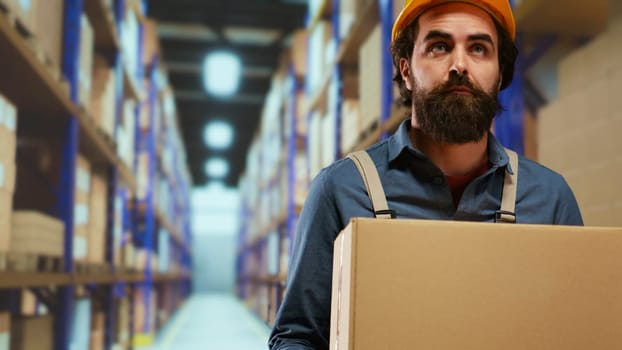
xmin=0 ymin=252 xmax=65 ymax=273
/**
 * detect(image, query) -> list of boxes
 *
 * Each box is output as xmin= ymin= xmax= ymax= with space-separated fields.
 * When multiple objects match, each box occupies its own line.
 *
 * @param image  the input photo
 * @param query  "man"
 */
xmin=269 ymin=0 xmax=583 ymax=349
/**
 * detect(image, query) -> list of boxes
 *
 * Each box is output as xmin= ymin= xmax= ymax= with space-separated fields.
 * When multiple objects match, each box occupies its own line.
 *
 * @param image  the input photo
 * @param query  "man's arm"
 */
xmin=269 ymin=169 xmax=343 ymax=350
xmin=555 ymin=179 xmax=583 ymax=226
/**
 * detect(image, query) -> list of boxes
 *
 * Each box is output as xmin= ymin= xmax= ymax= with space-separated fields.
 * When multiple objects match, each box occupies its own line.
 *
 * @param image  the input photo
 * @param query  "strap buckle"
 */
xmin=375 ymin=209 xmax=396 ymax=219
xmin=495 ymin=210 xmax=516 ymax=223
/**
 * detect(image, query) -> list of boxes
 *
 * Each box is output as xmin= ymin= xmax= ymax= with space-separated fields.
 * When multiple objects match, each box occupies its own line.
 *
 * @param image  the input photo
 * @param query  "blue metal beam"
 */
xmin=495 ymin=33 xmax=525 ymax=154
xmin=56 ymin=0 xmax=84 ymax=349
xmin=379 ymin=0 xmax=394 ymax=140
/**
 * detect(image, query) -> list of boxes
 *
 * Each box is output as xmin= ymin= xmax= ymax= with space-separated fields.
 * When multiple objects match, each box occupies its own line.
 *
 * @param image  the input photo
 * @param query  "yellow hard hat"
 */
xmin=392 ymin=0 xmax=516 ymax=42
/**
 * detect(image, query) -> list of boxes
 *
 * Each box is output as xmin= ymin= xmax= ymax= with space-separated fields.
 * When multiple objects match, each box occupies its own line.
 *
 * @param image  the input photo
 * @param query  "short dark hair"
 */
xmin=390 ymin=18 xmax=519 ymax=107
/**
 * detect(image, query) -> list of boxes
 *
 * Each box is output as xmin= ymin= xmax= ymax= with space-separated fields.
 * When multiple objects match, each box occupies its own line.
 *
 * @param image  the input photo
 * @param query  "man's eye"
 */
xmin=430 ymin=42 xmax=448 ymax=53
xmin=472 ymin=44 xmax=486 ymax=55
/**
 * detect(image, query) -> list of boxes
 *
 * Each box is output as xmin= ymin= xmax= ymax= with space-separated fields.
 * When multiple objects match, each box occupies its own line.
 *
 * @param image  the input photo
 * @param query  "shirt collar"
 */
xmin=387 ymin=120 xmax=511 ymax=171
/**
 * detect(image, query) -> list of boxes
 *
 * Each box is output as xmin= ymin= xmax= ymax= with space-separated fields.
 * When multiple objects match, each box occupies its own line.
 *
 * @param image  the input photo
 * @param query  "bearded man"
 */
xmin=269 ymin=1 xmax=582 ymax=349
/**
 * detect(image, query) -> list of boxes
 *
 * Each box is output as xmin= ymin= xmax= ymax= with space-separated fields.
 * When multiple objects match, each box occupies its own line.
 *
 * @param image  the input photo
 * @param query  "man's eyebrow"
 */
xmin=423 ymin=30 xmax=452 ymax=42
xmin=468 ymin=33 xmax=494 ymax=46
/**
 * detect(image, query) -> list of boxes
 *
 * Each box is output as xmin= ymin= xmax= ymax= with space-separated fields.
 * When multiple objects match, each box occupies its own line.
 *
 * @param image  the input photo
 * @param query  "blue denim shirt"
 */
xmin=269 ymin=121 xmax=583 ymax=350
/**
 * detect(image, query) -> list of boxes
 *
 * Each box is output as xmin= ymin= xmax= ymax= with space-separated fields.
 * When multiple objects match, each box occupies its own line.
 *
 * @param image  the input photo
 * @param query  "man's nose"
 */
xmin=449 ymin=49 xmax=468 ymax=76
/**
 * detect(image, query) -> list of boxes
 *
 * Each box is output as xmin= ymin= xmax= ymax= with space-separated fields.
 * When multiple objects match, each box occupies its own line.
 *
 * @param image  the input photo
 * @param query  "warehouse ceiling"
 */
xmin=146 ymin=0 xmax=307 ymax=187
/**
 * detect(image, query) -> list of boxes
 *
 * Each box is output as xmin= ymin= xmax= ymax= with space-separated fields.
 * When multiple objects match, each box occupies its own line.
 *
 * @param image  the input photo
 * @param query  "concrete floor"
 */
xmin=146 ymin=294 xmax=270 ymax=350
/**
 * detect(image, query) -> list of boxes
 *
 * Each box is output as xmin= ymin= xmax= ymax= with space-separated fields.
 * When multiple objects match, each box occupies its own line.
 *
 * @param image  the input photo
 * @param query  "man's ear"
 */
xmin=497 ymin=69 xmax=503 ymax=91
xmin=400 ymin=58 xmax=413 ymax=91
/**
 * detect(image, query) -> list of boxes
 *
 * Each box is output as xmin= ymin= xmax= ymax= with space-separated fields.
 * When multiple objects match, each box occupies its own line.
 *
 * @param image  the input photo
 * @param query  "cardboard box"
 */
xmin=91 ymin=55 xmax=117 ymax=139
xmin=75 ymin=154 xmax=91 ymax=205
xmin=89 ymin=174 xmax=107 ymax=264
xmin=142 ymin=19 xmax=160 ymax=66
xmin=0 ymin=312 xmax=9 ymax=350
xmin=308 ymin=111 xmax=322 ymax=179
xmin=340 ymin=99 xmax=361 ymax=153
xmin=73 ymin=227 xmax=89 ymax=262
xmin=11 ymin=211 xmax=64 ymax=256
xmin=321 ymin=111 xmax=336 ymax=168
xmin=35 ymin=0 xmax=64 ymax=70
xmin=11 ymin=315 xmax=53 ymax=349
xmin=122 ymin=6 xmax=139 ymax=82
xmin=308 ymin=21 xmax=332 ymax=93
xmin=0 ymin=189 xmax=14 ymax=252
xmin=90 ymin=312 xmax=105 ymax=350
xmin=0 ymin=95 xmax=17 ymax=163
xmin=2 ymin=0 xmax=37 ymax=35
xmin=291 ymin=30 xmax=308 ymax=77
xmin=359 ymin=24 xmax=382 ymax=132
xmin=80 ymin=14 xmax=95 ymax=111
xmin=0 ymin=161 xmax=16 ymax=194
xmin=331 ymin=218 xmax=622 ymax=350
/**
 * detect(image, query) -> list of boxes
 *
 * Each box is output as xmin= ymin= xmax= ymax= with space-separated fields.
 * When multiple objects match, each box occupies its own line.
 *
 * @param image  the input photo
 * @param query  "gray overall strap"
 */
xmin=496 ymin=148 xmax=518 ymax=223
xmin=347 ymin=151 xmax=394 ymax=219
xmin=349 ymin=148 xmax=518 ymax=223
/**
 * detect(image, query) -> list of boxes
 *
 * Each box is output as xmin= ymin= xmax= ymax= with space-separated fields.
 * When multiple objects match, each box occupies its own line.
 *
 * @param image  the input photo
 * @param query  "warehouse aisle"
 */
xmin=150 ymin=294 xmax=270 ymax=350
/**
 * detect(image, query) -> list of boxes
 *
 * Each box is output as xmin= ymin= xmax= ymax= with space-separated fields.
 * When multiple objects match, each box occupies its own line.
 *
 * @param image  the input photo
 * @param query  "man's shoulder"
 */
xmin=314 ymin=142 xmax=387 ymax=187
xmin=517 ymin=155 xmax=570 ymax=189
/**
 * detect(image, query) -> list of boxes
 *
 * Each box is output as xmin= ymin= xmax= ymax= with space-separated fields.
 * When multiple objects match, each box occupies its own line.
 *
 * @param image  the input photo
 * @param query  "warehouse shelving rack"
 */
xmin=0 ymin=0 xmax=192 ymax=349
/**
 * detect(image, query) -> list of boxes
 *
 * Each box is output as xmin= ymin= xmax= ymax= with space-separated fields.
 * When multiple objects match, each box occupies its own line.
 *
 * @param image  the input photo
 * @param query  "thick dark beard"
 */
xmin=412 ymin=72 xmax=501 ymax=144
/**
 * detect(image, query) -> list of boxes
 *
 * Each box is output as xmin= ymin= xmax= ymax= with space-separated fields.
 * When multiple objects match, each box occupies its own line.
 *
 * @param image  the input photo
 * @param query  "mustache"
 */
xmin=434 ymin=72 xmax=484 ymax=95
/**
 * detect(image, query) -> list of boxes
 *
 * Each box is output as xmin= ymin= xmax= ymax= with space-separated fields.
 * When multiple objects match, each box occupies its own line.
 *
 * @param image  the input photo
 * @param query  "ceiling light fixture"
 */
xmin=205 ymin=158 xmax=230 ymax=179
xmin=204 ymin=121 xmax=234 ymax=149
xmin=203 ymin=51 xmax=242 ymax=97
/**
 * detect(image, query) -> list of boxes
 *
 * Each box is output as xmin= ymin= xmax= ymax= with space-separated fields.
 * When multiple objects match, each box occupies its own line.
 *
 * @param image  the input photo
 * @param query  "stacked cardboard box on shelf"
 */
xmin=122 ymin=4 xmax=140 ymax=84
xmin=112 ymin=192 xmax=124 ymax=267
xmin=74 ymin=155 xmax=91 ymax=263
xmin=35 ymin=0 xmax=64 ymax=74
xmin=538 ymin=15 xmax=622 ymax=226
xmin=79 ymin=14 xmax=95 ymax=112
xmin=1 ymin=0 xmax=37 ymax=35
xmin=10 ymin=211 xmax=64 ymax=256
xmin=0 ymin=312 xmax=9 ymax=349
xmin=10 ymin=314 xmax=54 ymax=350
xmin=141 ymin=19 xmax=160 ymax=66
xmin=340 ymin=99 xmax=361 ymax=153
xmin=308 ymin=21 xmax=333 ymax=94
xmin=136 ymin=151 xmax=150 ymax=202
xmin=338 ymin=0 xmax=378 ymax=39
xmin=0 ymin=95 xmax=17 ymax=255
xmin=89 ymin=173 xmax=108 ymax=264
xmin=133 ymin=288 xmax=157 ymax=337
xmin=91 ymin=55 xmax=117 ymax=139
xmin=359 ymin=24 xmax=382 ymax=133
xmin=90 ymin=312 xmax=105 ymax=350
xmin=291 ymin=30 xmax=308 ymax=78
xmin=118 ymin=100 xmax=136 ymax=170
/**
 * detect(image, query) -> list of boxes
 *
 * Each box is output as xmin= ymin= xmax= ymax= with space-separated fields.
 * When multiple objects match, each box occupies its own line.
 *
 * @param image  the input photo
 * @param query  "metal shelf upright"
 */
xmin=379 ymin=0 xmax=395 ymax=141
xmin=55 ymin=1 xmax=84 ymax=349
